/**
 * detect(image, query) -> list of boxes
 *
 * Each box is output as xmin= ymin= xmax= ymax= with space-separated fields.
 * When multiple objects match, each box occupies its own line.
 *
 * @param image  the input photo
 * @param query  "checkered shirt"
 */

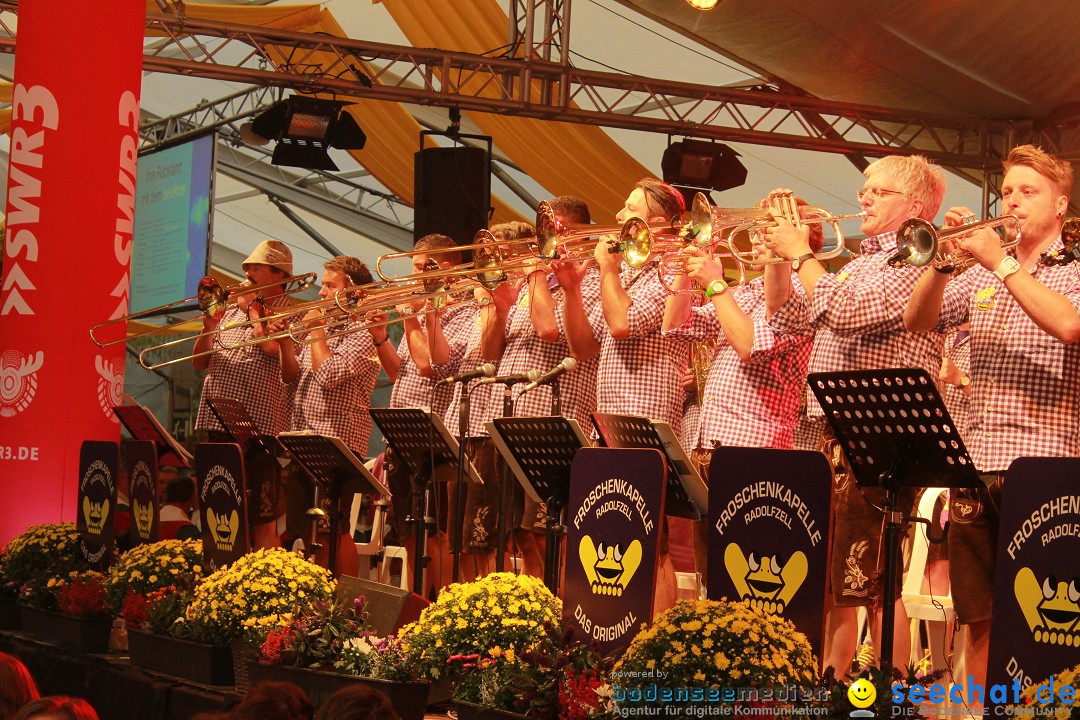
xmin=430 ymin=302 xmax=494 ymax=438
xmin=592 ymin=258 xmax=686 ymax=435
xmin=934 ymin=237 xmax=1080 ymax=472
xmin=390 ymin=302 xmax=474 ymax=418
xmin=289 ymin=322 xmax=381 ymax=453
xmin=195 ymin=297 xmax=292 ymax=435
xmin=770 ymin=231 xmax=945 ymax=428
xmin=495 ymin=271 xmax=601 ymax=431
xmin=942 ymin=328 xmax=972 ymax=444
xmin=665 ymin=276 xmax=813 ymax=449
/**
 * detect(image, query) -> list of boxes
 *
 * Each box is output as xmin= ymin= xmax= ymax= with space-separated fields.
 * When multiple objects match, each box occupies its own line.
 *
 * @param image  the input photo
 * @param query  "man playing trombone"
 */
xmin=192 ymin=238 xmax=295 ymax=548
xmin=273 ymin=254 xmax=384 ymax=577
xmin=904 ymin=145 xmax=1080 ymax=704
xmin=762 ymin=155 xmax=947 ymax=672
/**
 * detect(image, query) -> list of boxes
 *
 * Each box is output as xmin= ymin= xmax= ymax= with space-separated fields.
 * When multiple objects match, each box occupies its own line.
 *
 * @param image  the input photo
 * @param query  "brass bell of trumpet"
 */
xmin=1040 ymin=218 xmax=1080 ymax=266
xmin=888 ymin=215 xmax=1022 ymax=270
xmin=534 ymin=201 xmax=635 ymax=261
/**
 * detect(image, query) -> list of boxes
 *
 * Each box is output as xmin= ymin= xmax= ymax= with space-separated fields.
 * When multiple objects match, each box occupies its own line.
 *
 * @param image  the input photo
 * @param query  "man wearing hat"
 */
xmin=192 ymin=238 xmax=295 ymax=547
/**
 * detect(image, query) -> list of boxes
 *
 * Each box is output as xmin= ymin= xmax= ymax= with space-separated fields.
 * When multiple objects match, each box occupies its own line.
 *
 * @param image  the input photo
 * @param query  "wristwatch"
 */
xmin=704 ymin=279 xmax=728 ymax=299
xmin=993 ymin=256 xmax=1021 ymax=282
xmin=958 ymin=374 xmax=971 ymax=389
xmin=791 ymin=252 xmax=816 ymax=271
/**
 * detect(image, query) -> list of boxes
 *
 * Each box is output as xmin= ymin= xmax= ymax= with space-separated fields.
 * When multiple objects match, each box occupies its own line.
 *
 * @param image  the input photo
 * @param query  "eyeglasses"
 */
xmin=856 ymin=187 xmax=906 ymax=202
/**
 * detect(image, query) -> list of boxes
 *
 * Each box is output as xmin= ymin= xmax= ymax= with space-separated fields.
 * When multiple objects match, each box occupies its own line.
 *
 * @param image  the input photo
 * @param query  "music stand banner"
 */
xmin=196 ymin=443 xmax=250 ymax=570
xmin=77 ymin=441 xmax=119 ymax=567
xmin=986 ymin=458 xmax=1080 ymax=708
xmin=564 ymin=448 xmax=666 ymax=656
xmin=707 ymin=447 xmax=832 ymax=660
xmin=126 ymin=440 xmax=159 ymax=546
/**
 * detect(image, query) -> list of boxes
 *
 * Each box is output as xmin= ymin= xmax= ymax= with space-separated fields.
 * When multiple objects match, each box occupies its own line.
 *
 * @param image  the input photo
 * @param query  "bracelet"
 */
xmin=373 ymin=337 xmax=388 ymax=347
xmin=934 ymin=263 xmax=955 ymax=275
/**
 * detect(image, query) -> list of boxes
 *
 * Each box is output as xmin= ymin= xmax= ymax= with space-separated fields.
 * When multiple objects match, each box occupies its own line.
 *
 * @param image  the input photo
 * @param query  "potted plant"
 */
xmin=1006 ymin=661 xmax=1080 ymax=719
xmin=1 ymin=522 xmax=87 ymax=630
xmin=451 ymin=625 xmax=615 ymax=720
xmin=248 ymin=596 xmax=429 ymax=719
xmin=398 ymin=572 xmax=562 ymax=683
xmin=612 ymin=599 xmax=818 ymax=716
xmin=19 ymin=571 xmax=113 ymax=653
xmin=105 ymin=538 xmax=204 ymax=614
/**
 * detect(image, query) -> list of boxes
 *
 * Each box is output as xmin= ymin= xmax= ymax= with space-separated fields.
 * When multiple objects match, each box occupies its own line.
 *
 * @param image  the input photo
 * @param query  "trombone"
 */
xmin=375 ymin=230 xmax=536 ymax=290
xmin=887 ymin=215 xmax=1022 ymax=270
xmin=534 ymin=201 xmax=639 ymax=261
xmin=89 ymin=272 xmax=317 ymax=348
xmin=1041 ymin=218 xmax=1080 ymax=266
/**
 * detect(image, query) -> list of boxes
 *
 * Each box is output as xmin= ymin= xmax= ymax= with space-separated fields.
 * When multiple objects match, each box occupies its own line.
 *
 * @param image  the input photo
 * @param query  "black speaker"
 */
xmin=336 ymin=575 xmax=429 ymax=636
xmin=414 ymin=146 xmax=491 ymax=245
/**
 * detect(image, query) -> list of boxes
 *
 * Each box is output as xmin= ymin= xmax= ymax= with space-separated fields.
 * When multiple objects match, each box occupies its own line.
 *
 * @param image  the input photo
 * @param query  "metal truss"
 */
xmin=0 ymin=5 xmax=1025 ymax=171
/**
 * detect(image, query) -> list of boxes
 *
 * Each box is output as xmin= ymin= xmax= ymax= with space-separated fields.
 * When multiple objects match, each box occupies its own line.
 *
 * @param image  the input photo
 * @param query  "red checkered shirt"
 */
xmin=390 ymin=302 xmax=473 ymax=418
xmin=934 ymin=237 xmax=1080 ymax=472
xmin=665 ymin=276 xmax=812 ymax=449
xmin=770 ymin=231 xmax=945 ymax=434
xmin=195 ymin=298 xmax=292 ymax=436
xmin=591 ymin=258 xmax=686 ymax=435
xmin=430 ymin=302 xmax=493 ymax=438
xmin=495 ymin=271 xmax=601 ymax=431
xmin=289 ymin=322 xmax=381 ymax=454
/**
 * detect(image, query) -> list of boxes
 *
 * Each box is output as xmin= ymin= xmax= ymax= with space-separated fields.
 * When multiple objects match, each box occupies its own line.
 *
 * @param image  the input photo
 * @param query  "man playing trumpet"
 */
xmin=904 ymin=145 xmax=1080 ymax=703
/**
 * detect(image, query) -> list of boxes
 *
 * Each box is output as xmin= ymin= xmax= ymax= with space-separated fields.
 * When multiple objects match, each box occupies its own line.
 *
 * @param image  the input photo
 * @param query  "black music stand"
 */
xmin=208 ymin=397 xmax=279 ymax=525
xmin=487 ymin=417 xmax=590 ymax=593
xmin=113 ymin=403 xmax=193 ymax=468
xmin=807 ymin=368 xmax=982 ymax=670
xmin=277 ymin=432 xmax=389 ymax=577
xmin=590 ymin=413 xmax=708 ymax=520
xmin=370 ymin=408 xmax=482 ymax=594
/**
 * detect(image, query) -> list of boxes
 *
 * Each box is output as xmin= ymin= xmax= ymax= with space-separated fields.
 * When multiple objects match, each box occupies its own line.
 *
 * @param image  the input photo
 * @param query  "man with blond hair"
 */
xmin=904 ymin=144 xmax=1080 ymax=699
xmin=763 ymin=155 xmax=948 ymax=671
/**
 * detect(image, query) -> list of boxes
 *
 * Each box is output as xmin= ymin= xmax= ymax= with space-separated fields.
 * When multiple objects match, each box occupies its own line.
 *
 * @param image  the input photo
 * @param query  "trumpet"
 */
xmin=376 ymin=230 xmax=538 ymax=290
xmin=1041 ymin=218 xmax=1080 ymax=266
xmin=688 ymin=192 xmax=865 ymax=266
xmin=89 ymin=273 xmax=317 ymax=347
xmin=888 ymin=215 xmax=1022 ymax=270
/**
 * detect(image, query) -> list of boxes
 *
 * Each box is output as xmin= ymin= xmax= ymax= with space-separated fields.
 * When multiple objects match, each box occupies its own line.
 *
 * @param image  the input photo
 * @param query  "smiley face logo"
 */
xmin=847 ymin=678 xmax=877 ymax=709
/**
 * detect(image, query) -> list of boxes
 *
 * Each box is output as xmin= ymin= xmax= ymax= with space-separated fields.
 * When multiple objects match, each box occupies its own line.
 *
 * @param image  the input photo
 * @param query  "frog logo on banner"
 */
xmin=133 ymin=496 xmax=154 ymax=539
xmin=0 ymin=350 xmax=44 ymax=417
xmin=578 ymin=537 xmax=642 ymax=596
xmin=1014 ymin=567 xmax=1080 ymax=646
xmin=94 ymin=354 xmax=123 ymax=424
xmin=82 ymin=496 xmax=110 ymax=535
xmin=80 ymin=460 xmax=113 ymax=537
xmin=203 ymin=464 xmax=243 ymax=553
xmin=723 ymin=543 xmax=808 ymax=614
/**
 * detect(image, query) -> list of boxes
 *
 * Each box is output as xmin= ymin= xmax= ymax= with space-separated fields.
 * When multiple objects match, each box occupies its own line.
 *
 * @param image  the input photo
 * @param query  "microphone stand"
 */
xmin=452 ymin=383 xmax=472 ymax=583
xmin=544 ymin=377 xmax=564 ymax=592
xmin=495 ymin=385 xmax=515 ymax=572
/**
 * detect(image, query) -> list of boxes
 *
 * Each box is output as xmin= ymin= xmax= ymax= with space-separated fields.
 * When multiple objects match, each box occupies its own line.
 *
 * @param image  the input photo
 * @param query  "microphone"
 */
xmin=478 ymin=369 xmax=541 ymax=385
xmin=522 ymin=357 xmax=577 ymax=393
xmin=434 ymin=362 xmax=496 ymax=387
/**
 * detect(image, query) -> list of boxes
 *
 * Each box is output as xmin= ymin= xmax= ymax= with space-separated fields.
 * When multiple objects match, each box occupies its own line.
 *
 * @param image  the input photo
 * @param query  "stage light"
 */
xmin=661 ymin=139 xmax=747 ymax=208
xmin=685 ymin=0 xmax=720 ymax=9
xmin=246 ymin=96 xmax=366 ymax=171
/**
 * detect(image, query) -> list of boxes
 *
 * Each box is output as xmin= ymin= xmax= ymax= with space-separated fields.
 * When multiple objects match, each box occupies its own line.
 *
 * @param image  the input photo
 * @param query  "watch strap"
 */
xmin=791 ymin=252 xmax=815 ymax=270
xmin=704 ymin=279 xmax=728 ymax=299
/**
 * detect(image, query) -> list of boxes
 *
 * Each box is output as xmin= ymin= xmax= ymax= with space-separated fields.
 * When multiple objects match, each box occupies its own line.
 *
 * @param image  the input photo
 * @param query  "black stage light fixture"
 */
xmin=247 ymin=96 xmax=366 ymax=171
xmin=661 ymin=139 xmax=748 ymax=208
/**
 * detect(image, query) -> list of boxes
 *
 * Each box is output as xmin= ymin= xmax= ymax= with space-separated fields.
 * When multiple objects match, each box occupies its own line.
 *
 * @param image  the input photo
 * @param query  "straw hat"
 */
xmin=241 ymin=239 xmax=293 ymax=275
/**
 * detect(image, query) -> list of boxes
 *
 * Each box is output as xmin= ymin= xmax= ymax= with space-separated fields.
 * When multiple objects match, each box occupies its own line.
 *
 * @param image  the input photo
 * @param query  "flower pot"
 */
xmin=0 ymin=597 xmax=21 ymax=630
xmin=248 ymin=662 xmax=431 ymax=720
xmin=18 ymin=606 xmax=111 ymax=653
xmin=127 ymin=629 xmax=235 ymax=686
xmin=454 ymin=700 xmax=531 ymax=720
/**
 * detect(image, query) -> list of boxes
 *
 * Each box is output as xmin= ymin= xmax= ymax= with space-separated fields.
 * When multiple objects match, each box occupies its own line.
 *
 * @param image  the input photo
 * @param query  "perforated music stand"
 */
xmin=370 ymin=408 xmax=482 ymax=594
xmin=807 ymin=367 xmax=981 ymax=669
xmin=207 ymin=397 xmax=265 ymax=450
xmin=113 ymin=404 xmax=193 ymax=468
xmin=487 ymin=416 xmax=590 ymax=593
xmin=590 ymin=413 xmax=708 ymax=520
xmin=277 ymin=432 xmax=389 ymax=576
